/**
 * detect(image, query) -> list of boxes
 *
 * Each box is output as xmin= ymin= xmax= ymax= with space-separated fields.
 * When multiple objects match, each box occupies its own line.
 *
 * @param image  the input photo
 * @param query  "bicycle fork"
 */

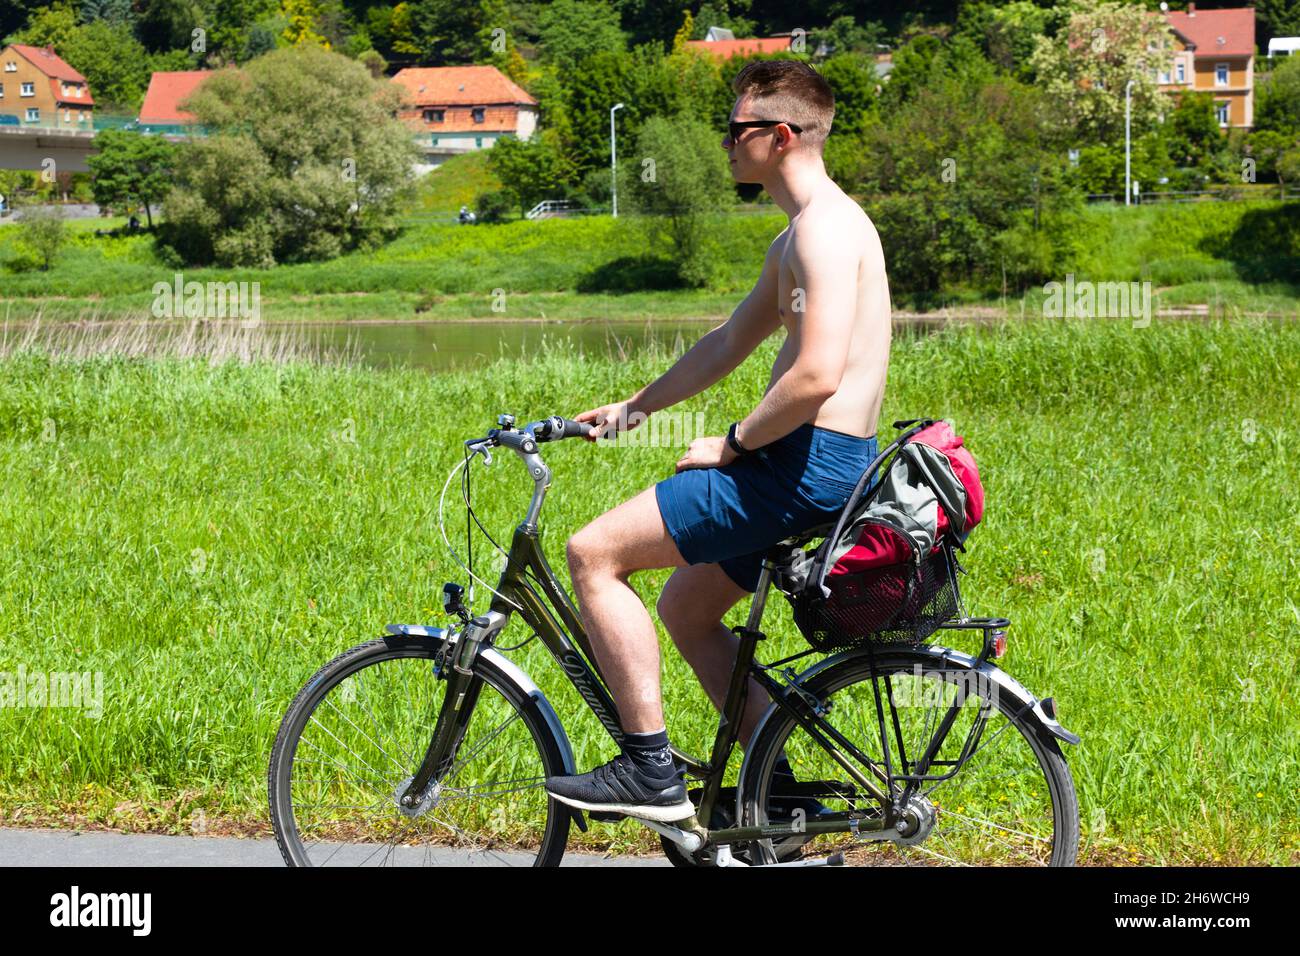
xmin=398 ymin=611 xmax=507 ymax=811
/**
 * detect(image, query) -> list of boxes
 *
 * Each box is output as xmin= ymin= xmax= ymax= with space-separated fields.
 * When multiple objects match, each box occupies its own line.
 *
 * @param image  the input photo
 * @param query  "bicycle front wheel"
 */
xmin=739 ymin=649 xmax=1079 ymax=866
xmin=269 ymin=636 xmax=571 ymax=866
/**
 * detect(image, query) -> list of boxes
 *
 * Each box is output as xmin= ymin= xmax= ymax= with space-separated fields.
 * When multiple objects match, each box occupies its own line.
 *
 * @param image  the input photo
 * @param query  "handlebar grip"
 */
xmin=533 ymin=416 xmax=590 ymax=442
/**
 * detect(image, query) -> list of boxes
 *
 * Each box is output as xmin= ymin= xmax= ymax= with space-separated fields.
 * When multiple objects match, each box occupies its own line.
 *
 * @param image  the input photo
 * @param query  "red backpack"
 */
xmin=786 ymin=419 xmax=984 ymax=649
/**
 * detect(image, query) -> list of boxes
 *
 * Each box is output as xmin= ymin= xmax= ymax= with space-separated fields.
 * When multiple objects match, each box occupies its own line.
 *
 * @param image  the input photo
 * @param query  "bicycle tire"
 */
xmin=269 ymin=636 xmax=571 ymax=867
xmin=738 ymin=649 xmax=1080 ymax=866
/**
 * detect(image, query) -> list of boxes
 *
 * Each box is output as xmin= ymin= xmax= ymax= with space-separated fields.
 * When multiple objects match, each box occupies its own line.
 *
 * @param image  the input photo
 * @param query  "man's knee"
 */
xmin=565 ymin=525 xmax=601 ymax=577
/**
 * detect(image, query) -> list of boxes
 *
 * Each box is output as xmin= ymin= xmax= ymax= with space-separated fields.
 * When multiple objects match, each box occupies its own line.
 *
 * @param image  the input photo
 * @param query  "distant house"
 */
xmin=138 ymin=71 xmax=212 ymax=132
xmin=685 ymin=31 xmax=798 ymax=59
xmin=0 ymin=44 xmax=94 ymax=129
xmin=1156 ymin=4 xmax=1256 ymax=129
xmin=391 ymin=65 xmax=537 ymax=159
xmin=1267 ymin=37 xmax=1300 ymax=58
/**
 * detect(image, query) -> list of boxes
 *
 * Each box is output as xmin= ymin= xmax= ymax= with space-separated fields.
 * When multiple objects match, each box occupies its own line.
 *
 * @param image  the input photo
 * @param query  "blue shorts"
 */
xmin=655 ymin=423 xmax=879 ymax=592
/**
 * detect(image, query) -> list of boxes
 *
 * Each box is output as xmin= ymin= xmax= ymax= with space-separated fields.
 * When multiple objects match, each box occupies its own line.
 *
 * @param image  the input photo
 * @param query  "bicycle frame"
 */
xmin=398 ymin=423 xmax=1010 ymax=851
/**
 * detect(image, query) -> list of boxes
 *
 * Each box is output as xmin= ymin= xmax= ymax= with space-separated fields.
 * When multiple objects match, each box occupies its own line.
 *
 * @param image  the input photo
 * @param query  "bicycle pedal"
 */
xmin=588 ymin=810 xmax=628 ymax=823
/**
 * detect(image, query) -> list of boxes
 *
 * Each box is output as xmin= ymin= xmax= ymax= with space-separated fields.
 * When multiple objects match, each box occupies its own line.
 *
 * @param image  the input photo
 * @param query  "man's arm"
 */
xmin=631 ymin=245 xmax=782 ymax=415
xmin=732 ymin=218 xmax=859 ymax=451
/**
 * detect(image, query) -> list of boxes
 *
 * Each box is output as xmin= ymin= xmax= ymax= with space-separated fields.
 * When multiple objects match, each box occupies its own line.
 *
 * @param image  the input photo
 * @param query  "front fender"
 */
xmin=383 ymin=624 xmax=577 ymax=774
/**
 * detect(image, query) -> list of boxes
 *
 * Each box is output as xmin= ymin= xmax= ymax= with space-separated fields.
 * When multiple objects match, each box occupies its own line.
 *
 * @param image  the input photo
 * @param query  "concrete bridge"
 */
xmin=1 ymin=115 xmax=472 ymax=175
xmin=0 ymin=124 xmax=100 ymax=173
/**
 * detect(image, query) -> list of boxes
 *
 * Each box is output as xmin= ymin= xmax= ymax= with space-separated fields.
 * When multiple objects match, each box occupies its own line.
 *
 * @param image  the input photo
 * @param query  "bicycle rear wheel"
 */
xmin=739 ymin=649 xmax=1079 ymax=866
xmin=269 ymin=636 xmax=570 ymax=866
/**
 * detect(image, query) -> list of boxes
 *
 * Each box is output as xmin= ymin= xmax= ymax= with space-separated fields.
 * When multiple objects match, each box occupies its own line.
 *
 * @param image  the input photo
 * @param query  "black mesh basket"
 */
xmin=788 ymin=545 xmax=960 ymax=653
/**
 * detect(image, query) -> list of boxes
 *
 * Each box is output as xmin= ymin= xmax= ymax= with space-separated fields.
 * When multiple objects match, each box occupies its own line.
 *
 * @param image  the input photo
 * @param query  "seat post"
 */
xmin=743 ymin=558 xmax=774 ymax=632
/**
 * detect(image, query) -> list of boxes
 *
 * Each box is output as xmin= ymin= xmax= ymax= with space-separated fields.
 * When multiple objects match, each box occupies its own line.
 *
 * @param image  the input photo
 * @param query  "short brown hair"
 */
xmin=731 ymin=60 xmax=835 ymax=150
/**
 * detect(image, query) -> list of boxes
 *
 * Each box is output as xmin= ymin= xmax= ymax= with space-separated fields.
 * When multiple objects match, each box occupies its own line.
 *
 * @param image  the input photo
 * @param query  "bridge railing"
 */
xmin=0 ymin=112 xmax=209 ymax=136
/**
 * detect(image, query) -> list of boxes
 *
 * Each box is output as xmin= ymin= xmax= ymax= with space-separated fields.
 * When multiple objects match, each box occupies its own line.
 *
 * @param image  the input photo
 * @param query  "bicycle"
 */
xmin=268 ymin=413 xmax=1082 ymax=866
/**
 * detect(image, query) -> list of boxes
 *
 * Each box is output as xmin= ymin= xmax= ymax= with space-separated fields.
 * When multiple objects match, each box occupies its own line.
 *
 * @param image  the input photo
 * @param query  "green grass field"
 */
xmin=0 ymin=316 xmax=1296 ymax=862
xmin=2 ymin=192 xmax=1296 ymax=324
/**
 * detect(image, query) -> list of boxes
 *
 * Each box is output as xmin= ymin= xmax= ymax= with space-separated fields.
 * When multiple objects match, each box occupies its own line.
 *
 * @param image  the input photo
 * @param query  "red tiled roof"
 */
xmin=684 ymin=37 xmax=793 ymax=59
xmin=391 ymin=66 xmax=536 ymax=107
xmin=1164 ymin=7 xmax=1255 ymax=58
xmin=9 ymin=44 xmax=86 ymax=82
xmin=139 ymin=71 xmax=212 ymax=123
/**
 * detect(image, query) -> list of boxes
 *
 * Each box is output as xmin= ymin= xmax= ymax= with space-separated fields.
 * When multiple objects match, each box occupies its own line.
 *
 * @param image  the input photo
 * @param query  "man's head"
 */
xmin=725 ymin=59 xmax=835 ymax=183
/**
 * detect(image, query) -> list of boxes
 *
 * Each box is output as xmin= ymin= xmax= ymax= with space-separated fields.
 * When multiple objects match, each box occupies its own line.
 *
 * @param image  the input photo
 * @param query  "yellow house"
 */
xmin=1157 ymin=4 xmax=1256 ymax=129
xmin=0 ymin=43 xmax=95 ymax=129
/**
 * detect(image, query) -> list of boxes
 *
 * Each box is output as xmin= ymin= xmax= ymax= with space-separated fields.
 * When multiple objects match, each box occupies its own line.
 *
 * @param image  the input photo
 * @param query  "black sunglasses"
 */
xmin=727 ymin=119 xmax=802 ymax=142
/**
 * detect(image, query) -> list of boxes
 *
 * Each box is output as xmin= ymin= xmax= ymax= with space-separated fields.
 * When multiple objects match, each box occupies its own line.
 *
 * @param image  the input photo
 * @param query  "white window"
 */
xmin=64 ymin=109 xmax=71 ymax=122
xmin=0 ymin=82 xmax=4 ymax=98
xmin=20 ymin=81 xmax=34 ymax=96
xmin=1215 ymin=63 xmax=1229 ymax=86
xmin=1216 ymin=101 xmax=1230 ymax=126
xmin=25 ymin=108 xmax=38 ymax=121
xmin=1159 ymin=65 xmax=1171 ymax=83
xmin=4 ymin=61 xmax=17 ymax=72
xmin=1176 ymin=61 xmax=1186 ymax=83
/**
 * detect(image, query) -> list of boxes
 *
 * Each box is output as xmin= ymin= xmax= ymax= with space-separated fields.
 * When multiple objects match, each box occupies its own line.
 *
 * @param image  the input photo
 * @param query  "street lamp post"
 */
xmin=1125 ymin=79 xmax=1135 ymax=207
xmin=610 ymin=102 xmax=624 ymax=218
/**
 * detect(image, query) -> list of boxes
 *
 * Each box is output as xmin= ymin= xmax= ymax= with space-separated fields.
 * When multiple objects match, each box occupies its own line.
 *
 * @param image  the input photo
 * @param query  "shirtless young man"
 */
xmin=544 ymin=60 xmax=893 ymax=822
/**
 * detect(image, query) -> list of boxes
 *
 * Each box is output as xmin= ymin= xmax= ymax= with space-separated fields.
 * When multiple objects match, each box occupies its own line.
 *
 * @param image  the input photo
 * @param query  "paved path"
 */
xmin=0 ymin=828 xmax=668 ymax=867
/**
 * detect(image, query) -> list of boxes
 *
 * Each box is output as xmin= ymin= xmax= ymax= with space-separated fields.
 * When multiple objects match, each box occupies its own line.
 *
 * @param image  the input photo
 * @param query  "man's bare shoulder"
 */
xmin=788 ymin=195 xmax=871 ymax=265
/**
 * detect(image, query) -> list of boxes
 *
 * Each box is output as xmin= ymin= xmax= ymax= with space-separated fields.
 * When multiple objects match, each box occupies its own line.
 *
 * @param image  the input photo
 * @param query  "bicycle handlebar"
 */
xmin=466 ymin=414 xmax=589 ymax=454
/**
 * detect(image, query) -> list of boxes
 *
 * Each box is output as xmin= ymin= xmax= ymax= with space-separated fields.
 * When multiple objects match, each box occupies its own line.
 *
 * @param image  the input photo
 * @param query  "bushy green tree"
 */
xmin=880 ymin=33 xmax=995 ymax=112
xmin=80 ymin=0 xmax=135 ymax=25
xmin=409 ymin=0 xmax=490 ymax=64
xmin=861 ymin=74 xmax=1081 ymax=297
xmin=1249 ymin=128 xmax=1300 ymax=185
xmin=691 ymin=1 xmax=757 ymax=41
xmin=818 ymin=52 xmax=878 ymax=136
xmin=158 ymin=45 xmax=418 ymax=266
xmin=1256 ymin=53 xmax=1300 ymax=136
xmin=485 ymin=133 xmax=575 ymax=218
xmin=1029 ymin=0 xmax=1172 ymax=144
xmin=957 ymin=1 xmax=1065 ymax=80
xmin=13 ymin=2 xmax=152 ymax=108
xmin=86 ymin=130 xmax=178 ymax=229
xmin=816 ymin=15 xmax=886 ymax=56
xmin=538 ymin=0 xmax=627 ymax=73
xmin=1257 ymin=0 xmax=1300 ymax=45
xmin=16 ymin=205 xmax=66 ymax=272
xmin=624 ymin=113 xmax=733 ymax=286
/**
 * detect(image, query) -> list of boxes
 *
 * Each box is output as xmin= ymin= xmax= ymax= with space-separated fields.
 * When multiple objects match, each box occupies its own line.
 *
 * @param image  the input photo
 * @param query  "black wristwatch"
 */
xmin=726 ymin=422 xmax=751 ymax=457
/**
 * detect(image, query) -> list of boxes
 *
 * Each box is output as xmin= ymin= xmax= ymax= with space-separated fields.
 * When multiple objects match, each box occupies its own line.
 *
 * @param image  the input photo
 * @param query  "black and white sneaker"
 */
xmin=545 ymin=754 xmax=694 ymax=823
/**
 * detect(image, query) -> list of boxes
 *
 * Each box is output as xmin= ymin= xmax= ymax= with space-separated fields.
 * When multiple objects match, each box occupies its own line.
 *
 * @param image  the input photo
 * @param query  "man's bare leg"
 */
xmin=657 ymin=563 xmax=773 ymax=748
xmin=564 ymin=485 xmax=688 ymax=733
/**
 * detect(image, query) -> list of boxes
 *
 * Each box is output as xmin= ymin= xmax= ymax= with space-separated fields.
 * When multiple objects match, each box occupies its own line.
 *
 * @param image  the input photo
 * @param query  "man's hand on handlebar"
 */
xmin=574 ymin=400 xmax=648 ymax=442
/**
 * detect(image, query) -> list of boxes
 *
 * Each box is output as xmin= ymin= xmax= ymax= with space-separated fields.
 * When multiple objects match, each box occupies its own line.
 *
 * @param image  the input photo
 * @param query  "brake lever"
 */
xmin=466 ymin=439 xmax=493 ymax=466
